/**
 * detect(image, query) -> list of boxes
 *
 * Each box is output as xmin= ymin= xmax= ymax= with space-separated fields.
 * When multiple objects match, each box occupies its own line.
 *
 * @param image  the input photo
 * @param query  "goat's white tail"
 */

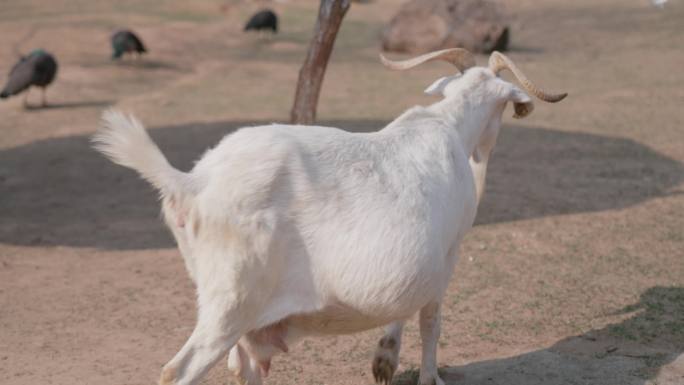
xmin=92 ymin=109 xmax=192 ymax=198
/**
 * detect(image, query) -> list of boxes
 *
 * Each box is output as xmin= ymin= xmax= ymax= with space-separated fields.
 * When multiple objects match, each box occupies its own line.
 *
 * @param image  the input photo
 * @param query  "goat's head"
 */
xmin=381 ymin=48 xmax=567 ymax=160
xmin=381 ymin=48 xmax=567 ymax=119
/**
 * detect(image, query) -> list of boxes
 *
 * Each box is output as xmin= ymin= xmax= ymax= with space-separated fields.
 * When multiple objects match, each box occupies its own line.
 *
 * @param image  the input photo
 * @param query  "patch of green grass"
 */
xmin=665 ymin=320 xmax=684 ymax=335
xmin=629 ymin=353 xmax=671 ymax=379
xmin=608 ymin=286 xmax=684 ymax=345
xmin=609 ymin=324 xmax=638 ymax=341
xmin=643 ymin=352 xmax=670 ymax=368
xmin=393 ymin=367 xmax=419 ymax=385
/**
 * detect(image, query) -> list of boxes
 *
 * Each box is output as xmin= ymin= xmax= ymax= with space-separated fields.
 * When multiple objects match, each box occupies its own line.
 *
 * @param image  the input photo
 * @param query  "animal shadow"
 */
xmin=114 ymin=59 xmax=184 ymax=71
xmin=0 ymin=120 xmax=682 ymax=249
xmin=394 ymin=286 xmax=684 ymax=385
xmin=23 ymin=99 xmax=113 ymax=111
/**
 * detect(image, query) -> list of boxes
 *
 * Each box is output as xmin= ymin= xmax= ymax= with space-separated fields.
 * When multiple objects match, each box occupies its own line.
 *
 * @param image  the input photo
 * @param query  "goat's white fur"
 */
xmin=93 ymin=65 xmax=542 ymax=385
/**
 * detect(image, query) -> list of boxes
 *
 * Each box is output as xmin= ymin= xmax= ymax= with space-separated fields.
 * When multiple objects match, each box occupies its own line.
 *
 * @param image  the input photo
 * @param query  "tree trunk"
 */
xmin=290 ymin=0 xmax=351 ymax=124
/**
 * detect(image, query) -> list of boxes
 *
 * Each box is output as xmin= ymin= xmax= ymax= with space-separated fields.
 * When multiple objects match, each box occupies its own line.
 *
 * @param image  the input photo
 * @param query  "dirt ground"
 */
xmin=0 ymin=0 xmax=683 ymax=384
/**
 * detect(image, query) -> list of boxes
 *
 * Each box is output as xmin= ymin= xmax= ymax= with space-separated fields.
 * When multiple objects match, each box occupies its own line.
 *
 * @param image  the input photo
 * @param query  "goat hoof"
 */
xmin=372 ymin=355 xmax=397 ymax=384
xmin=418 ymin=374 xmax=445 ymax=385
xmin=158 ymin=365 xmax=176 ymax=385
xmin=372 ymin=335 xmax=399 ymax=384
xmin=372 ymin=357 xmax=394 ymax=384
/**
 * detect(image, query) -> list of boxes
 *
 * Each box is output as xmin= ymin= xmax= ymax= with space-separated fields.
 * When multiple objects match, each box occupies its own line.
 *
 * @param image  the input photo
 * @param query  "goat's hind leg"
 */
xmin=418 ymin=302 xmax=444 ymax=385
xmin=160 ymin=252 xmax=278 ymax=384
xmin=372 ymin=320 xmax=405 ymax=384
xmin=159 ymin=294 xmax=254 ymax=385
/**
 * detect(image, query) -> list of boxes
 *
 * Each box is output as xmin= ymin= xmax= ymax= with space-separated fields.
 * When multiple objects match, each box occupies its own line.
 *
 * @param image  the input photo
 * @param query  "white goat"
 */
xmin=92 ymin=49 xmax=566 ymax=385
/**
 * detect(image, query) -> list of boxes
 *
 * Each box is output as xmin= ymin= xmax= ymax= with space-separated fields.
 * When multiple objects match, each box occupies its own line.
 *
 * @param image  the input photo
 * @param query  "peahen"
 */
xmin=111 ymin=29 xmax=147 ymax=60
xmin=0 ymin=49 xmax=58 ymax=108
xmin=244 ymin=9 xmax=278 ymax=33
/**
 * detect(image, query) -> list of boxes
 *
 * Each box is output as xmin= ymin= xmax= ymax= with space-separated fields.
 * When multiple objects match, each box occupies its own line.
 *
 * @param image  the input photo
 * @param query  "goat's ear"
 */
xmin=508 ymin=86 xmax=534 ymax=119
xmin=424 ymin=75 xmax=458 ymax=96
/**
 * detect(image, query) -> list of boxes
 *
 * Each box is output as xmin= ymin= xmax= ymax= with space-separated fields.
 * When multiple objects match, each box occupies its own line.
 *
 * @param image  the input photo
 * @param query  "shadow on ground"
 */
xmin=77 ymin=58 xmax=189 ymax=72
xmin=394 ymin=286 xmax=684 ymax=385
xmin=24 ymin=100 xmax=114 ymax=111
xmin=0 ymin=120 xmax=682 ymax=250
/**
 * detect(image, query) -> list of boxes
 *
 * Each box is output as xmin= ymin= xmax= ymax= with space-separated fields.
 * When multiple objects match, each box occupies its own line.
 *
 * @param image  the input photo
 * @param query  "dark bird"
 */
xmin=1 ymin=49 xmax=58 ymax=108
xmin=111 ymin=29 xmax=147 ymax=60
xmin=244 ymin=9 xmax=278 ymax=33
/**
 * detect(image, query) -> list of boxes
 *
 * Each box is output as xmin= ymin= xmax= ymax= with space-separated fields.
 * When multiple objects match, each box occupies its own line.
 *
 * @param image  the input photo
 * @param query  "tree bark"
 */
xmin=290 ymin=0 xmax=351 ymax=124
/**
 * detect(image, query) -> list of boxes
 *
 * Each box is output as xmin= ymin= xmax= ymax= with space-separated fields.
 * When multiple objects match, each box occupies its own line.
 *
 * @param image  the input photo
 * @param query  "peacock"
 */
xmin=0 ymin=49 xmax=58 ymax=108
xmin=244 ymin=9 xmax=278 ymax=33
xmin=111 ymin=29 xmax=147 ymax=60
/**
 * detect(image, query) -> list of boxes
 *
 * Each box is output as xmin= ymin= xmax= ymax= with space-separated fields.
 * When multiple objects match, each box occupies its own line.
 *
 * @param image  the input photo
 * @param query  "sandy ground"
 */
xmin=0 ymin=0 xmax=683 ymax=384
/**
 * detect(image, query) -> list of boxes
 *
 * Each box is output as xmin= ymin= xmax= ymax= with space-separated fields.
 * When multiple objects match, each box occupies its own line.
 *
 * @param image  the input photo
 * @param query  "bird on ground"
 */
xmin=244 ymin=9 xmax=278 ymax=33
xmin=0 ymin=49 xmax=58 ymax=108
xmin=111 ymin=29 xmax=147 ymax=60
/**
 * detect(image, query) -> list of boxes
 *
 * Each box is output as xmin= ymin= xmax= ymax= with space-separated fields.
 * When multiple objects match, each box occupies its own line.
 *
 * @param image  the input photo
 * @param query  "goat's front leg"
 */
xmin=372 ymin=320 xmax=404 ymax=384
xmin=159 ymin=296 xmax=251 ymax=385
xmin=418 ymin=302 xmax=444 ymax=385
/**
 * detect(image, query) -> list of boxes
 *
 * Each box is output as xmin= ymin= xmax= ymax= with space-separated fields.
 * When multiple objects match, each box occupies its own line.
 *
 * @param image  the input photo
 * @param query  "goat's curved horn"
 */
xmin=488 ymin=51 xmax=567 ymax=103
xmin=380 ymin=48 xmax=476 ymax=73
